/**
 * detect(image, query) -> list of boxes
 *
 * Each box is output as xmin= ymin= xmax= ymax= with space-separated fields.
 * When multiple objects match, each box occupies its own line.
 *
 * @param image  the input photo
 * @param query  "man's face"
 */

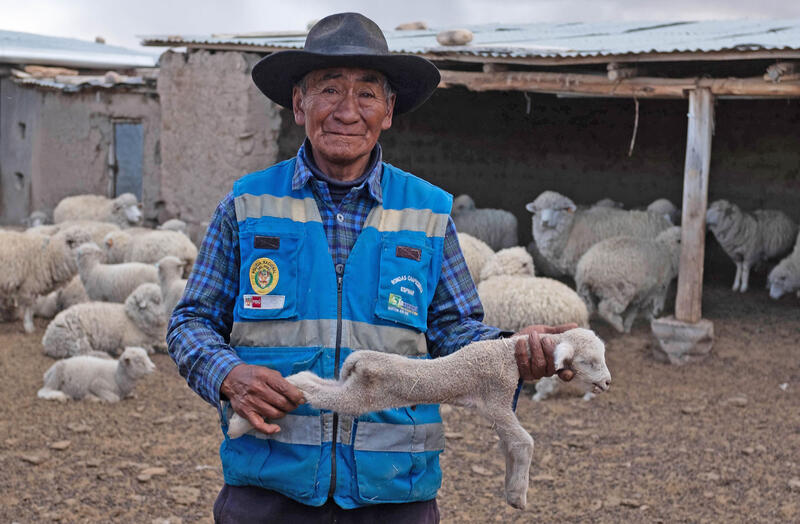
xmin=292 ymin=68 xmax=396 ymax=170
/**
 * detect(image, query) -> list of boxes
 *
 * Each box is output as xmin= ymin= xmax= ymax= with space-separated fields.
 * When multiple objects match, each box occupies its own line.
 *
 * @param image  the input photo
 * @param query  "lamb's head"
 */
xmin=49 ymin=226 xmax=93 ymax=277
xmin=24 ymin=210 xmax=49 ymax=228
xmin=452 ymin=194 xmax=476 ymax=216
xmin=113 ymin=193 xmax=143 ymax=227
xmin=525 ymin=191 xmax=577 ymax=252
xmin=480 ymin=247 xmax=535 ymax=281
xmin=156 ymin=255 xmax=186 ymax=287
xmin=706 ymin=199 xmax=740 ymax=232
xmin=656 ymin=226 xmax=683 ymax=274
xmin=76 ymin=242 xmax=105 ymax=270
xmin=103 ymin=230 xmax=132 ymax=263
xmin=767 ymin=256 xmax=800 ymax=300
xmin=118 ymin=346 xmax=156 ymax=379
xmin=647 ymin=198 xmax=680 ymax=225
xmin=546 ymin=328 xmax=611 ymax=394
xmin=125 ymin=283 xmax=167 ymax=334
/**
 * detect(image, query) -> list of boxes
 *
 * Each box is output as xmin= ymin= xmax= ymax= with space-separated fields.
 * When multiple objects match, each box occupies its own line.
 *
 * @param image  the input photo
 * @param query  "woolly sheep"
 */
xmin=767 ymin=232 xmax=800 ymax=300
xmin=76 ymin=242 xmax=159 ymax=303
xmin=227 ymin=328 xmax=611 ymax=509
xmin=156 ymin=256 xmax=187 ymax=319
xmin=575 ymin=227 xmax=682 ymax=333
xmin=42 ymin=283 xmax=167 ymax=358
xmin=526 ymin=190 xmax=672 ymax=276
xmin=706 ymin=200 xmax=797 ymax=292
xmin=24 ymin=210 xmax=49 ymax=227
xmin=53 ymin=193 xmax=142 ymax=228
xmin=156 ymin=218 xmax=188 ymax=234
xmin=592 ymin=198 xmax=624 ymax=209
xmin=104 ymin=230 xmax=197 ymax=275
xmin=0 ymin=226 xmax=91 ymax=333
xmin=37 ymin=346 xmax=155 ymax=402
xmin=457 ymin=232 xmax=494 ymax=284
xmin=647 ymin=198 xmax=681 ymax=225
xmin=34 ymin=275 xmax=90 ymax=319
xmin=26 ymin=219 xmax=121 ymax=248
xmin=477 ymin=247 xmax=589 ymax=330
xmin=451 ymin=194 xmax=518 ymax=251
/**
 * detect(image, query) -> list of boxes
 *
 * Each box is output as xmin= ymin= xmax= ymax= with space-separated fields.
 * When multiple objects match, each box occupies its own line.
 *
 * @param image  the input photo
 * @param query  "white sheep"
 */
xmin=592 ymin=198 xmax=624 ymax=209
xmin=34 ymin=275 xmax=90 ymax=319
xmin=451 ymin=194 xmax=518 ymax=251
xmin=26 ymin=219 xmax=120 ymax=248
xmin=575 ymin=226 xmax=682 ymax=333
xmin=53 ymin=193 xmax=142 ymax=228
xmin=767 ymin=232 xmax=800 ymax=300
xmin=42 ymin=283 xmax=166 ymax=358
xmin=706 ymin=200 xmax=798 ymax=293
xmin=526 ymin=190 xmax=672 ymax=276
xmin=0 ymin=226 xmax=91 ymax=333
xmin=647 ymin=198 xmax=681 ymax=225
xmin=23 ymin=210 xmax=49 ymax=227
xmin=457 ymin=232 xmax=494 ymax=284
xmin=156 ymin=256 xmax=187 ymax=319
xmin=157 ymin=218 xmax=188 ymax=234
xmin=477 ymin=247 xmax=589 ymax=331
xmin=37 ymin=346 xmax=155 ymax=402
xmin=76 ymin=242 xmax=159 ymax=303
xmin=226 ymin=328 xmax=611 ymax=509
xmin=104 ymin=230 xmax=198 ymax=275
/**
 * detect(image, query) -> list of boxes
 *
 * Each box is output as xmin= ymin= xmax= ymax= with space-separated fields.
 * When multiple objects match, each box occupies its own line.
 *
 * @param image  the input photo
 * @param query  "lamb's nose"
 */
xmin=604 ymin=380 xmax=611 ymax=389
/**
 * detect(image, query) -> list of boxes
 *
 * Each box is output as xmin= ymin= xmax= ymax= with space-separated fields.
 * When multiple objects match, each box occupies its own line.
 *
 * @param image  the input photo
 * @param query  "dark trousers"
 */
xmin=213 ymin=484 xmax=440 ymax=524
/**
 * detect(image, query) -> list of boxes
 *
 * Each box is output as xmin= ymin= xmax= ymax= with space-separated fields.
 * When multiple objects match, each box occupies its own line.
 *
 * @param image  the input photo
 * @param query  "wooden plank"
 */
xmin=675 ymin=88 xmax=714 ymax=323
xmin=439 ymin=70 xmax=800 ymax=98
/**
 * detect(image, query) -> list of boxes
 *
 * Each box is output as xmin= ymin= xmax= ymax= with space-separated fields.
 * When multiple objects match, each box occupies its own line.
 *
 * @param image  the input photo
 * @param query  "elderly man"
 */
xmin=167 ymin=12 xmax=573 ymax=524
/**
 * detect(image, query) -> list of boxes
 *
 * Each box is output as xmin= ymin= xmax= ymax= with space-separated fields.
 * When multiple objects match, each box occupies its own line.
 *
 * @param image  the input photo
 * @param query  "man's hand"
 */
xmin=512 ymin=324 xmax=578 ymax=382
xmin=220 ymin=364 xmax=305 ymax=435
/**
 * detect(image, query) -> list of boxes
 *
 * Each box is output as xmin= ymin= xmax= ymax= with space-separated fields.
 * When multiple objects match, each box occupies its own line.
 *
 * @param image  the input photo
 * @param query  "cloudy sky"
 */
xmin=3 ymin=0 xmax=800 ymax=51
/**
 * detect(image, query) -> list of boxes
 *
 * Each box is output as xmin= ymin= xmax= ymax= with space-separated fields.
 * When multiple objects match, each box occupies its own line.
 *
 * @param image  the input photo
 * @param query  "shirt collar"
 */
xmin=292 ymin=139 xmax=383 ymax=204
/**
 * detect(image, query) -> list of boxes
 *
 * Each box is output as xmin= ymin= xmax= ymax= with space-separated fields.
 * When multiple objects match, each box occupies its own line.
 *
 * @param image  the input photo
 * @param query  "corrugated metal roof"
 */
xmin=141 ymin=18 xmax=800 ymax=61
xmin=1 ymin=29 xmax=157 ymax=69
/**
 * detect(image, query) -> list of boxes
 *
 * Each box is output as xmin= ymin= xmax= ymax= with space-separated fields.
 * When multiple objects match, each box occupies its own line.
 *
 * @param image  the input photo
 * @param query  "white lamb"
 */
xmin=157 ymin=256 xmax=187 ymax=320
xmin=0 ymin=226 xmax=91 ymax=333
xmin=34 ymin=275 xmax=90 ymax=319
xmin=575 ymin=226 xmax=682 ymax=333
xmin=26 ymin=220 xmax=120 ymax=248
xmin=767 ymin=231 xmax=800 ymax=300
xmin=76 ymin=242 xmax=159 ymax=303
xmin=647 ymin=198 xmax=681 ymax=225
xmin=226 ymin=328 xmax=611 ymax=509
xmin=53 ymin=193 xmax=142 ymax=228
xmin=42 ymin=283 xmax=167 ymax=358
xmin=104 ymin=230 xmax=197 ymax=275
xmin=451 ymin=194 xmax=518 ymax=251
xmin=706 ymin=199 xmax=798 ymax=293
xmin=477 ymin=247 xmax=589 ymax=331
xmin=157 ymin=218 xmax=188 ymax=234
xmin=37 ymin=346 xmax=155 ymax=402
xmin=457 ymin=232 xmax=494 ymax=284
xmin=526 ymin=190 xmax=672 ymax=276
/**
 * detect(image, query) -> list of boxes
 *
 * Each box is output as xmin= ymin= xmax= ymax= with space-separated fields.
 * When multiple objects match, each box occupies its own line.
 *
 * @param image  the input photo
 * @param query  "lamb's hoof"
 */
xmin=506 ymin=490 xmax=527 ymax=510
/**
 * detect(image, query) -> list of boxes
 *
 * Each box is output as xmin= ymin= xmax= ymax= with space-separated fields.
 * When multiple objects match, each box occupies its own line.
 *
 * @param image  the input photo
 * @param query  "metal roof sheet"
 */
xmin=1 ymin=29 xmax=157 ymax=69
xmin=141 ymin=18 xmax=800 ymax=60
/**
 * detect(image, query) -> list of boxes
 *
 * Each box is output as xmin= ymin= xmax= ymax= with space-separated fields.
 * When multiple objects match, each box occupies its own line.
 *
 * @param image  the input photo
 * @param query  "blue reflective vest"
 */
xmin=220 ymin=158 xmax=453 ymax=508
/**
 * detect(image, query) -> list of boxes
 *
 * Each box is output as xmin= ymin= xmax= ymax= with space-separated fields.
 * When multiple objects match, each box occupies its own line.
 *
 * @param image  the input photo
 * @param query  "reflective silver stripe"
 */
xmin=234 ymin=193 xmax=322 ymax=223
xmin=242 ymin=413 xmax=355 ymax=445
xmin=363 ymin=206 xmax=449 ymax=238
xmin=230 ymin=319 xmax=427 ymax=356
xmin=354 ymin=421 xmax=445 ymax=453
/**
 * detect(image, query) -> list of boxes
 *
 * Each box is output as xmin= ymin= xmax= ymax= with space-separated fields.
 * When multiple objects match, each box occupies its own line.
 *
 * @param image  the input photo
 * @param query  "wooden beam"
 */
xmin=764 ymin=61 xmax=799 ymax=82
xmin=675 ymin=88 xmax=714 ymax=323
xmin=439 ymin=70 xmax=800 ymax=98
xmin=607 ymin=62 xmax=639 ymax=81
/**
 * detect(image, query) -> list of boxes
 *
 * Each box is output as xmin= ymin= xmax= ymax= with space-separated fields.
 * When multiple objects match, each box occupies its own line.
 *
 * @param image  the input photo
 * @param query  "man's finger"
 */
xmin=541 ymin=336 xmax=557 ymax=376
xmin=528 ymin=331 xmax=546 ymax=380
xmin=270 ymin=377 xmax=306 ymax=406
xmin=514 ymin=337 xmax=532 ymax=380
xmin=245 ymin=411 xmax=281 ymax=435
xmin=542 ymin=323 xmax=578 ymax=334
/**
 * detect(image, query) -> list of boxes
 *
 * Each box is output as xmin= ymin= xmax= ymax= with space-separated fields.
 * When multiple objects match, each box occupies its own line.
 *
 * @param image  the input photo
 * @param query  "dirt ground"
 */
xmin=1 ymin=280 xmax=798 ymax=523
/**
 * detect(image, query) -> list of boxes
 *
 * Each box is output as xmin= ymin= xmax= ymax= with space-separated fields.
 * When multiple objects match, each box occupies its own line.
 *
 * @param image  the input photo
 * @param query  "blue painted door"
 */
xmin=114 ymin=122 xmax=143 ymax=199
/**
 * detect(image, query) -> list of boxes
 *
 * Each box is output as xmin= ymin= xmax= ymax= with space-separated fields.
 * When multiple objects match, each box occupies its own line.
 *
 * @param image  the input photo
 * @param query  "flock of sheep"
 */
xmin=0 ymin=193 xmax=197 ymax=402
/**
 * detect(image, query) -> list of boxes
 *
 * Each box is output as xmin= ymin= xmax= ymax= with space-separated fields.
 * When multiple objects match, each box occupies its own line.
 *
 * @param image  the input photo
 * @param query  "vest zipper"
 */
xmin=328 ymin=264 xmax=345 ymax=499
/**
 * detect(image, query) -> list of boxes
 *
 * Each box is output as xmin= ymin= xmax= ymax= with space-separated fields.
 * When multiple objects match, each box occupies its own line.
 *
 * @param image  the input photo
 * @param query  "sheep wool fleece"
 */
xmin=224 ymin=158 xmax=452 ymax=508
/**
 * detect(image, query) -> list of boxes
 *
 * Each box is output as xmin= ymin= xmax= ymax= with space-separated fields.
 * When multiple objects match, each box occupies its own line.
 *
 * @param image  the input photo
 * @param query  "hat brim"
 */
xmin=251 ymin=50 xmax=441 ymax=114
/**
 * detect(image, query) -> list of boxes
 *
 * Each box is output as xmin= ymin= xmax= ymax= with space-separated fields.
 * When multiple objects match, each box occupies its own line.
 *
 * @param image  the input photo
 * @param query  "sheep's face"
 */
xmin=114 ymin=193 xmax=143 ymax=225
xmin=452 ymin=194 xmax=476 ymax=216
xmin=103 ymin=231 xmax=130 ymax=263
xmin=52 ymin=227 xmax=93 ymax=272
xmin=119 ymin=346 xmax=156 ymax=379
xmin=156 ymin=256 xmax=185 ymax=281
xmin=705 ymin=200 xmax=739 ymax=231
xmin=768 ymin=260 xmax=799 ymax=299
xmin=656 ymin=226 xmax=683 ymax=273
xmin=75 ymin=242 xmax=104 ymax=266
xmin=526 ymin=191 xmax=576 ymax=252
xmin=126 ymin=283 xmax=167 ymax=329
xmin=550 ymin=328 xmax=611 ymax=394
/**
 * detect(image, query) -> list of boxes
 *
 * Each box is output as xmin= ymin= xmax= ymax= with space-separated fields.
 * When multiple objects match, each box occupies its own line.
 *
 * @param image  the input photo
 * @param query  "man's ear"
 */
xmin=381 ymin=93 xmax=396 ymax=131
xmin=292 ymin=85 xmax=306 ymax=126
xmin=553 ymin=341 xmax=575 ymax=372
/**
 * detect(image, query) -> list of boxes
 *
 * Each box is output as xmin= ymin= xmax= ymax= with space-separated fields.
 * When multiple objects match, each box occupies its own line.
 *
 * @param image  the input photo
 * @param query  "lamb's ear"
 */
xmin=525 ymin=202 xmax=536 ymax=213
xmin=553 ymin=341 xmax=575 ymax=372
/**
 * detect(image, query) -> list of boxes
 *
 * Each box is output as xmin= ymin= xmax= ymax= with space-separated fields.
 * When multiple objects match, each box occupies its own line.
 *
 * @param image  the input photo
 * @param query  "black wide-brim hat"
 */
xmin=252 ymin=12 xmax=441 ymax=114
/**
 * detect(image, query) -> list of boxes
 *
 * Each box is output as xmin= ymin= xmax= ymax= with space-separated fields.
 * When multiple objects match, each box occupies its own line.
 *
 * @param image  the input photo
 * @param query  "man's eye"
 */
xmin=322 ymin=87 xmax=337 ymax=94
xmin=360 ymin=91 xmax=376 ymax=98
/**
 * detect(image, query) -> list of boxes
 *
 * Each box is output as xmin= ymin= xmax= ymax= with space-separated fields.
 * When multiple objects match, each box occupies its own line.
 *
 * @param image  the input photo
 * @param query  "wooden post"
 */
xmin=675 ymin=88 xmax=714 ymax=323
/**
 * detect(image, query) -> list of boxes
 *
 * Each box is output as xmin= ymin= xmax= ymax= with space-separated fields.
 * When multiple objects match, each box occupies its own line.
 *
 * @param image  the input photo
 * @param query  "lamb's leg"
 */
xmin=532 ymin=376 xmax=558 ymax=401
xmin=622 ymin=305 xmax=639 ymax=333
xmin=89 ymin=380 xmax=121 ymax=403
xmin=288 ymin=371 xmax=372 ymax=415
xmin=597 ymin=298 xmax=626 ymax=333
xmin=476 ymin=403 xmax=533 ymax=509
xmin=21 ymin=300 xmax=34 ymax=334
xmin=732 ymin=262 xmax=742 ymax=291
xmin=740 ymin=262 xmax=751 ymax=293
xmin=37 ymin=388 xmax=69 ymax=402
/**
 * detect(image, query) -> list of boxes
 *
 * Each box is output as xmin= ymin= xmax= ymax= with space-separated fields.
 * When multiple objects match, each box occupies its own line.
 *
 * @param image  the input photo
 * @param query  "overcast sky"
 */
xmin=3 ymin=0 xmax=800 ymax=51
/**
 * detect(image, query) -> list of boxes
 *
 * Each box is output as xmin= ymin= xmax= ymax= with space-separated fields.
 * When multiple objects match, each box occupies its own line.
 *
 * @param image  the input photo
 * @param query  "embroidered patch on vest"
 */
xmin=249 ymin=257 xmax=279 ymax=295
xmin=388 ymin=292 xmax=419 ymax=317
xmin=243 ymin=294 xmax=285 ymax=310
xmin=254 ymin=236 xmax=280 ymax=249
xmin=396 ymin=245 xmax=421 ymax=261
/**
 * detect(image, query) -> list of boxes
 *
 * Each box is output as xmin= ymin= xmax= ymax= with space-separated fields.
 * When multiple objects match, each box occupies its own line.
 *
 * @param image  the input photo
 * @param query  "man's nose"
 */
xmin=333 ymin=91 xmax=360 ymax=123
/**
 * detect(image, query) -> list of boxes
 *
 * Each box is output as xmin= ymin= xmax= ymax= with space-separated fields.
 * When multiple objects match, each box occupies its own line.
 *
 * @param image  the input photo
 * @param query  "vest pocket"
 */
xmin=236 ymin=231 xmax=302 ymax=320
xmin=374 ymin=238 xmax=432 ymax=332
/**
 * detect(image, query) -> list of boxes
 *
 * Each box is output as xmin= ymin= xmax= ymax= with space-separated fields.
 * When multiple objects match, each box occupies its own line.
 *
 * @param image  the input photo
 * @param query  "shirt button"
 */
xmin=336 ymin=213 xmax=345 ymax=223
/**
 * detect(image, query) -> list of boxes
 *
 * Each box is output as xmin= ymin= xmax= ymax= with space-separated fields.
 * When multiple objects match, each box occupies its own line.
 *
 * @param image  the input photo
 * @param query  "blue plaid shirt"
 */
xmin=167 ymin=142 xmax=501 ymax=407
